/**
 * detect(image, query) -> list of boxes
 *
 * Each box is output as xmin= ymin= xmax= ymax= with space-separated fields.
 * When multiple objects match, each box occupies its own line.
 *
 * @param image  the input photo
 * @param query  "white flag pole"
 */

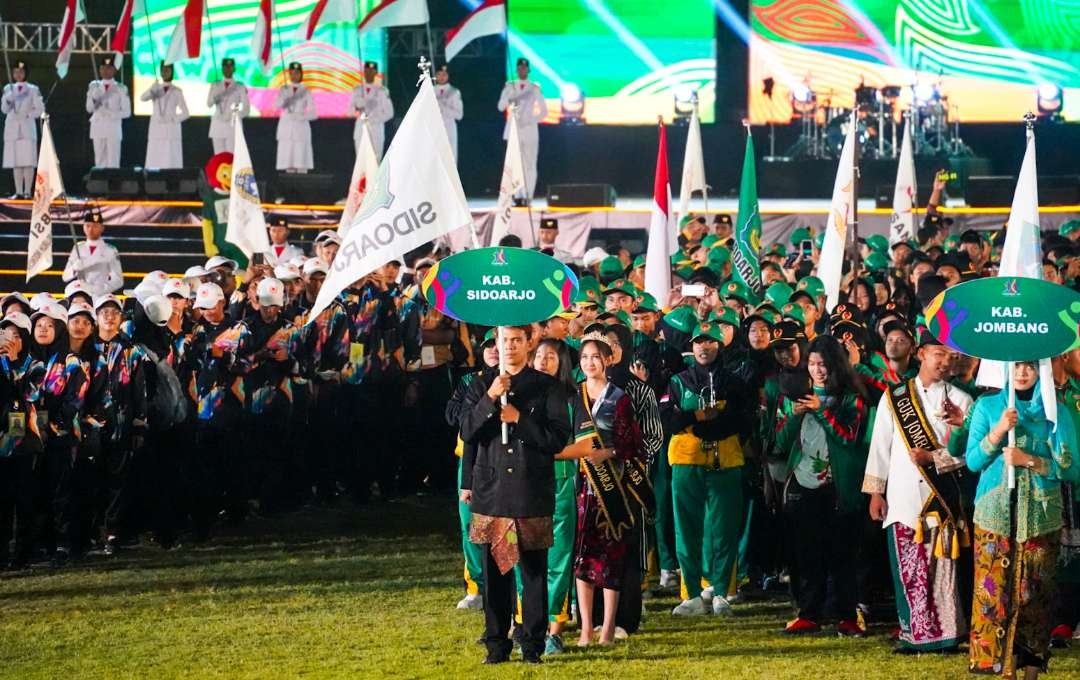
xmin=497 ymin=325 xmax=508 ymax=444
xmin=1007 ymin=362 xmax=1016 ymax=490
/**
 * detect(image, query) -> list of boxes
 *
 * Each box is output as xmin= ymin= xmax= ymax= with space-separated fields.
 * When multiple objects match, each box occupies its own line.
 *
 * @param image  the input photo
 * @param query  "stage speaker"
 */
xmin=967 ymin=175 xmax=1080 ymax=207
xmin=548 ymin=183 xmax=616 ymax=207
xmin=875 ymin=185 xmax=892 ymax=209
xmin=144 ymin=168 xmax=200 ymax=198
xmin=273 ymin=173 xmax=339 ymax=204
xmin=84 ymin=168 xmax=142 ymax=197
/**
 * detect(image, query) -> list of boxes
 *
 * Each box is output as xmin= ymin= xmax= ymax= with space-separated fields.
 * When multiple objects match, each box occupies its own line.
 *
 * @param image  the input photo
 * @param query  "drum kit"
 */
xmin=784 ymin=79 xmax=971 ymax=161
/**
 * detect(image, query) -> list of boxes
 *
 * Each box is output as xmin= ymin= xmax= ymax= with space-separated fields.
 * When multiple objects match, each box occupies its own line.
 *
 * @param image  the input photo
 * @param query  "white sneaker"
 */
xmin=712 ymin=596 xmax=734 ymax=617
xmin=700 ymin=586 xmax=715 ymax=603
xmin=659 ymin=569 xmax=680 ymax=588
xmin=672 ymin=597 xmax=708 ymax=616
xmin=1073 ymin=626 xmax=1080 ymax=641
xmin=456 ymin=594 xmax=483 ymax=610
xmin=592 ymin=625 xmax=629 ymax=641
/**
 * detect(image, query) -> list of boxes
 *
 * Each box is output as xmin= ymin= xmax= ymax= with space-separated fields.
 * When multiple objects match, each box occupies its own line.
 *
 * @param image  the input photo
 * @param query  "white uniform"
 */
xmin=140 ymin=82 xmax=190 ymax=169
xmin=863 ymin=376 xmax=973 ymax=530
xmin=275 ymin=84 xmax=316 ymax=171
xmin=266 ymin=242 xmax=305 ymax=266
xmin=497 ymin=79 xmax=547 ymax=200
xmin=2 ymin=81 xmax=44 ymax=196
xmin=85 ymin=79 xmax=131 ymax=168
xmin=435 ymin=83 xmax=463 ymax=162
xmin=349 ymin=82 xmax=393 ymax=161
xmin=62 ymin=238 xmax=124 ymax=296
xmin=207 ymin=79 xmax=250 ymax=153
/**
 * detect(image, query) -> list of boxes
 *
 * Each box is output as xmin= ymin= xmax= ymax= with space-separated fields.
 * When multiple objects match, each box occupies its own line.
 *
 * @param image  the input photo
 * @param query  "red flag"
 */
xmin=444 ymin=0 xmax=506 ymax=62
xmin=252 ymin=0 xmax=273 ymax=74
xmin=164 ymin=0 xmax=204 ymax=64
xmin=357 ymin=0 xmax=429 ymax=35
xmin=295 ymin=0 xmax=356 ymax=42
xmin=56 ymin=0 xmax=86 ymax=79
xmin=644 ymin=122 xmax=672 ymax=303
xmin=110 ymin=0 xmax=144 ymax=68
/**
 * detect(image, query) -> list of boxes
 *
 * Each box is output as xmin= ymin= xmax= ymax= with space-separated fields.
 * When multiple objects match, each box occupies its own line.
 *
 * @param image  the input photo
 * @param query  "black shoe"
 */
xmin=482 ymin=653 xmax=509 ymax=665
xmin=103 ymin=538 xmax=117 ymax=557
xmin=50 ymin=549 xmax=70 ymax=570
xmin=521 ymin=652 xmax=543 ymax=665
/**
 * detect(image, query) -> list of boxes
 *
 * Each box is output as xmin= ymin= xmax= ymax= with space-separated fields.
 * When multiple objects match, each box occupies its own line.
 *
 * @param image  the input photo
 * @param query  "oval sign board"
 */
xmin=421 ymin=247 xmax=579 ymax=326
xmin=924 ymin=276 xmax=1080 ymax=361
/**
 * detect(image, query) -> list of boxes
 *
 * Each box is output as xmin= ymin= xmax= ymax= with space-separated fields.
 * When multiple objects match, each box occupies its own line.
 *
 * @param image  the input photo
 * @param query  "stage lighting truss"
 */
xmin=1037 ymin=83 xmax=1063 ymax=120
xmin=790 ymin=83 xmax=816 ymax=115
xmin=673 ymin=86 xmax=697 ymax=125
xmin=559 ymin=83 xmax=585 ymax=125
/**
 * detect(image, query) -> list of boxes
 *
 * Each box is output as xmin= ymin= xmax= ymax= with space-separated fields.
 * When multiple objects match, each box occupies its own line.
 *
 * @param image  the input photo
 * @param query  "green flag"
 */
xmin=733 ymin=132 xmax=763 ymax=295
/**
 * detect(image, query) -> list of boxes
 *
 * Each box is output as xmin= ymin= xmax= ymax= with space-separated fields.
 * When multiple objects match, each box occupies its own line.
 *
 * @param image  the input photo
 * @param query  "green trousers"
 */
xmin=457 ymin=458 xmax=485 ymax=595
xmin=672 ymin=465 xmax=743 ymax=600
xmin=515 ymin=474 xmax=577 ymax=622
xmin=653 ymin=452 xmax=678 ymax=572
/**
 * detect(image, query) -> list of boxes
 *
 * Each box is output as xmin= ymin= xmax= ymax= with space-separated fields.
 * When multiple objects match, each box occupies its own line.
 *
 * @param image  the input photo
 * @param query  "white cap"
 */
xmin=143 ymin=270 xmax=170 ymax=287
xmin=583 ymin=247 xmax=609 ymax=268
xmin=1 ymin=292 xmax=30 ymax=311
xmin=93 ymin=294 xmax=123 ymax=312
xmin=67 ymin=301 xmax=95 ymax=320
xmin=29 ymin=292 xmax=55 ymax=311
xmin=30 ymin=301 xmax=68 ymax=325
xmin=314 ymin=229 xmax=342 ymax=245
xmin=162 ymin=279 xmax=191 ymax=299
xmin=273 ymin=263 xmax=301 ymax=282
xmin=257 ymin=278 xmax=285 ymax=307
xmin=132 ymin=278 xmax=163 ymax=304
xmin=193 ymin=282 xmax=225 ymax=310
xmin=205 ymin=255 xmax=239 ymax=272
xmin=142 ymin=295 xmax=172 ymax=327
xmin=302 ymin=258 xmax=328 ymax=277
xmin=0 ymin=310 xmax=31 ymax=332
xmin=183 ymin=265 xmax=209 ymax=280
xmin=64 ymin=280 xmax=92 ymax=299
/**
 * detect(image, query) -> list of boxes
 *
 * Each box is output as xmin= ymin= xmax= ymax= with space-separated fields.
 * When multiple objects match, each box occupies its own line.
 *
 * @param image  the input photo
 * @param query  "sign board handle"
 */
xmin=1007 ymin=362 xmax=1016 ymax=490
xmin=498 ymin=326 xmax=509 ymax=445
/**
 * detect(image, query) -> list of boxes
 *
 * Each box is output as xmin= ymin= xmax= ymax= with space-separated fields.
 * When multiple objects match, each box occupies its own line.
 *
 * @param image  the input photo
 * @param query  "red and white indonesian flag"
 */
xmin=252 ymin=0 xmax=273 ymax=75
xmin=677 ymin=106 xmax=706 ymax=250
xmin=110 ymin=0 xmax=144 ymax=68
xmin=294 ymin=0 xmax=356 ymax=42
xmin=819 ymin=118 xmax=857 ymax=311
xmin=889 ymin=120 xmax=916 ymax=244
xmin=489 ymin=107 xmax=526 ymax=247
xmin=310 ymin=76 xmax=471 ymax=322
xmin=226 ymin=114 xmax=270 ymax=259
xmin=27 ymin=119 xmax=64 ymax=282
xmin=56 ymin=0 xmax=86 ymax=79
xmin=444 ymin=0 xmax=506 ymax=63
xmin=644 ymin=123 xmax=673 ymax=304
xmin=339 ymin=119 xmax=381 ymax=235
xmin=164 ymin=0 xmax=205 ymax=65
xmin=357 ymin=0 xmax=429 ymax=36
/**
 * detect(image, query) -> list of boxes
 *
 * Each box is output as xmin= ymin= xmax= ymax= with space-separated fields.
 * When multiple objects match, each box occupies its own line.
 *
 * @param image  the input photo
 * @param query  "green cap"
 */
xmin=691 ymin=321 xmax=724 ymax=343
xmin=598 ymin=309 xmax=631 ymax=327
xmin=745 ymin=305 xmax=779 ymax=326
xmin=1060 ymin=219 xmax=1080 ymax=238
xmin=943 ymin=234 xmax=960 ymax=252
xmin=765 ymin=243 xmax=787 ymax=258
xmin=707 ymin=246 xmax=731 ymax=266
xmin=598 ymin=256 xmax=624 ymax=281
xmin=780 ymin=302 xmax=806 ymax=325
xmin=795 ymin=275 xmax=824 ymax=300
xmin=602 ymin=279 xmax=637 ymax=298
xmin=634 ymin=292 xmax=660 ymax=313
xmin=765 ymin=281 xmax=793 ymax=306
xmin=709 ymin=306 xmax=740 ymax=328
xmin=573 ymin=276 xmax=602 ymax=306
xmin=481 ymin=328 xmax=496 ymax=345
xmin=864 ymin=251 xmax=889 ymax=271
xmin=662 ymin=305 xmax=698 ymax=333
xmin=675 ymin=265 xmax=696 ymax=281
xmin=814 ymin=232 xmax=825 ymax=250
xmin=701 ymin=234 xmax=719 ymax=249
xmin=866 ymin=234 xmax=889 ymax=253
xmin=789 ymin=227 xmax=811 ymax=246
xmin=632 ymin=255 xmax=646 ymax=270
xmin=720 ymin=280 xmax=757 ymax=306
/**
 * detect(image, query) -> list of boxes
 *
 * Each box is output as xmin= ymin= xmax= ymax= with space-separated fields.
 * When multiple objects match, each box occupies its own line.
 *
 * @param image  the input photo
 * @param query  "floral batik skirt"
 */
xmin=969 ymin=525 xmax=1059 ymax=676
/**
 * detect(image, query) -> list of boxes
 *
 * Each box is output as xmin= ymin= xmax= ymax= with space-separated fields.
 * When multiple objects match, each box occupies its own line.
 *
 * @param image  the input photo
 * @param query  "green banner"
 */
xmin=420 ymin=247 xmax=579 ymax=326
xmin=733 ymin=133 xmax=763 ymax=296
xmin=924 ymin=276 xmax=1080 ymax=361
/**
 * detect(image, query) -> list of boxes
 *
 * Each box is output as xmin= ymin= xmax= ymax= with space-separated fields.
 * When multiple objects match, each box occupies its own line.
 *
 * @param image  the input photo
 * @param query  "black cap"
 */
xmin=829 ymin=302 xmax=866 ymax=328
xmin=687 ymin=267 xmax=719 ymax=288
xmin=881 ymin=319 xmax=914 ymax=341
xmin=273 ymin=217 xmax=288 ymax=228
xmin=516 ymin=57 xmax=529 ymax=67
xmin=102 ymin=56 xmax=115 ymax=67
xmin=540 ymin=218 xmax=558 ymax=231
xmin=437 ymin=63 xmax=448 ymax=73
xmin=917 ymin=325 xmax=944 ymax=348
xmin=714 ymin=214 xmax=732 ymax=225
xmin=14 ymin=60 xmax=26 ymax=72
xmin=935 ymin=251 xmax=971 ymax=273
xmin=222 ymin=57 xmax=235 ymax=67
xmin=288 ymin=61 xmax=302 ymax=70
xmin=770 ymin=320 xmax=806 ymax=348
xmin=364 ymin=61 xmax=378 ymax=70
xmin=84 ymin=204 xmax=104 ymax=224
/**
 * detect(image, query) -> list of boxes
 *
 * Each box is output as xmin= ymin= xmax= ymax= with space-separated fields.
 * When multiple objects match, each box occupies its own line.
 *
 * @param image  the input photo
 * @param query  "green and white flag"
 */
xmin=732 ymin=131 xmax=763 ymax=295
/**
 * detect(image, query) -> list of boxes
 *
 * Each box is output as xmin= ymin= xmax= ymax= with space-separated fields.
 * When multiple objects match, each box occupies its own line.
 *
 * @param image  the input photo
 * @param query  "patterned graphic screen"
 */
xmin=132 ymin=0 xmax=386 ymax=117
xmin=748 ymin=0 xmax=1080 ymax=123
xmin=506 ymin=0 xmax=717 ymax=124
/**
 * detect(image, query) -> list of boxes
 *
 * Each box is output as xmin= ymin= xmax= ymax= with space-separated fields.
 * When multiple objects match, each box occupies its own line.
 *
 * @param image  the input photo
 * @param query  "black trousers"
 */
xmin=0 ymin=454 xmax=36 ymax=563
xmin=784 ymin=480 xmax=858 ymax=623
xmin=483 ymin=546 xmax=548 ymax=657
xmin=251 ymin=399 xmax=291 ymax=513
xmin=40 ymin=438 xmax=75 ymax=552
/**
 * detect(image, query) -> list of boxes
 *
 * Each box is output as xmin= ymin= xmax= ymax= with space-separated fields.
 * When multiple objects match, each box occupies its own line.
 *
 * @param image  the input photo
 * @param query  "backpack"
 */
xmin=143 ymin=346 xmax=188 ymax=429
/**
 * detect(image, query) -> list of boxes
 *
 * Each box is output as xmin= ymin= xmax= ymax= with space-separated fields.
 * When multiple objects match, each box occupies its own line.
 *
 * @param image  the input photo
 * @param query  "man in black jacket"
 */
xmin=459 ymin=325 xmax=570 ymax=665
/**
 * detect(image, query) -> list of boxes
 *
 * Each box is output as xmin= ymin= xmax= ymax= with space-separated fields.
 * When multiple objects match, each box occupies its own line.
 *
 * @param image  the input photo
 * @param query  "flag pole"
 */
xmin=424 ymin=22 xmax=435 ymax=67
xmin=142 ymin=0 xmax=160 ymax=68
xmin=849 ymin=119 xmax=861 ymax=278
xmin=1 ymin=14 xmax=12 ymax=84
xmin=272 ymin=0 xmax=287 ymax=78
xmin=204 ymin=0 xmax=220 ymax=80
xmin=698 ymin=96 xmax=708 ymax=218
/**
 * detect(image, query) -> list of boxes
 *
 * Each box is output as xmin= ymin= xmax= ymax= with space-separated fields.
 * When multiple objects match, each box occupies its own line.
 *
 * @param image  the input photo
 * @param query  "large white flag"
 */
xmin=645 ymin=123 xmax=673 ymax=304
xmin=677 ymin=106 xmax=706 ymax=251
xmin=889 ymin=120 xmax=916 ymax=244
xmin=339 ymin=118 xmax=380 ymax=235
xmin=27 ymin=118 xmax=64 ymax=282
xmin=975 ymin=128 xmax=1055 ymax=425
xmin=819 ymin=120 xmax=858 ymax=311
xmin=225 ymin=114 xmax=270 ymax=259
xmin=56 ymin=0 xmax=86 ymax=79
xmin=309 ymin=75 xmax=471 ymax=321
xmin=489 ymin=106 xmax=526 ymax=247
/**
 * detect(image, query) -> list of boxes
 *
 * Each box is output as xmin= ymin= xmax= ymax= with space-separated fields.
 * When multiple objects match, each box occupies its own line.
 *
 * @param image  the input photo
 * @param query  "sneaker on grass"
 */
xmin=456 ymin=594 xmax=482 ymax=610
xmin=712 ymin=596 xmax=734 ymax=617
xmin=544 ymin=634 xmax=566 ymax=656
xmin=659 ymin=569 xmax=680 ymax=588
xmin=672 ymin=597 xmax=708 ymax=616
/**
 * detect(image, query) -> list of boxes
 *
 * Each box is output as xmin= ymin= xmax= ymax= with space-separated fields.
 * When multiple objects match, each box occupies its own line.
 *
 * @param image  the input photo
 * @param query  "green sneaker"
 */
xmin=544 ymin=634 xmax=566 ymax=656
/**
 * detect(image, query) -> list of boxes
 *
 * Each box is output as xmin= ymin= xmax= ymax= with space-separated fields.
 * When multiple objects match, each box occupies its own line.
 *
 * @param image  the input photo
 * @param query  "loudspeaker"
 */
xmin=967 ymin=175 xmax=1080 ymax=207
xmin=144 ymin=168 xmax=200 ymax=197
xmin=875 ymin=185 xmax=892 ymax=209
xmin=548 ymin=183 xmax=616 ymax=207
xmin=84 ymin=168 xmax=142 ymax=196
xmin=273 ymin=173 xmax=339 ymax=204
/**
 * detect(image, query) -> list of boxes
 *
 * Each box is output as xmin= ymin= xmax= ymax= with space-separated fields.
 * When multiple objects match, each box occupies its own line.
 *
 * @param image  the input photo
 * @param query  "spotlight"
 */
xmin=790 ymin=83 xmax=816 ymax=115
xmin=912 ymin=81 xmax=938 ymax=105
xmin=674 ymin=86 xmax=696 ymax=125
xmin=1037 ymin=83 xmax=1063 ymax=119
xmin=559 ymin=83 xmax=585 ymax=125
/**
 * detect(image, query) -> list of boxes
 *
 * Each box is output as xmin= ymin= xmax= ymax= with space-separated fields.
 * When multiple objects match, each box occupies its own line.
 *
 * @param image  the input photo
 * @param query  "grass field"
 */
xmin=1 ymin=496 xmax=1077 ymax=679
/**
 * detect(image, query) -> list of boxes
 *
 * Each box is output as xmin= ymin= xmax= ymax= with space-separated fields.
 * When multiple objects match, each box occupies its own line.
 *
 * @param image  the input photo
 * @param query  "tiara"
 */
xmin=580 ymin=330 xmax=611 ymax=347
